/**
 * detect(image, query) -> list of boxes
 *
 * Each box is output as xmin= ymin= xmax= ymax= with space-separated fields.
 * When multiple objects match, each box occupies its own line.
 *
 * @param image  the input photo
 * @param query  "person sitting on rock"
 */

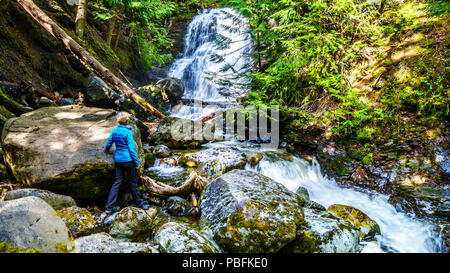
xmin=103 ymin=114 xmax=149 ymax=213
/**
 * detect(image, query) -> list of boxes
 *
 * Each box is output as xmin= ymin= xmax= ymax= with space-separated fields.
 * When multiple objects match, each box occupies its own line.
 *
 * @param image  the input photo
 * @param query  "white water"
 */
xmin=168 ymin=8 xmax=253 ymax=120
xmin=166 ymin=8 xmax=444 ymax=253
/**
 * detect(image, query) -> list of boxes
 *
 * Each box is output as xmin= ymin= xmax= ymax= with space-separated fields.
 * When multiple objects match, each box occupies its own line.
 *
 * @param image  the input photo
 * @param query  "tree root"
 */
xmin=141 ymin=171 xmax=209 ymax=198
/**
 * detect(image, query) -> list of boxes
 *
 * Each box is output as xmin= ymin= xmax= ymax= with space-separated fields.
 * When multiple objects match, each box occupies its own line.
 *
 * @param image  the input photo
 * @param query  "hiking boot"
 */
xmin=105 ymin=206 xmax=120 ymax=214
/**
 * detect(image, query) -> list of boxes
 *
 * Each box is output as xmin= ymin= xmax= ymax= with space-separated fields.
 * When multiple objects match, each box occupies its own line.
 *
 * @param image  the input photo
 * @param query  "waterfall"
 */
xmin=166 ymin=8 xmax=445 ymax=253
xmin=168 ymin=8 xmax=253 ymax=119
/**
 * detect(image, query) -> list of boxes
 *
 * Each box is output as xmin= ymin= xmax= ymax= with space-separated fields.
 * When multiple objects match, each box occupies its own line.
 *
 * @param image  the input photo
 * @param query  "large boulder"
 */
xmin=155 ymin=222 xmax=221 ymax=253
xmin=1 ymin=106 xmax=145 ymax=199
xmin=178 ymin=147 xmax=247 ymax=179
xmin=156 ymin=77 xmax=185 ymax=101
xmin=0 ymin=196 xmax=73 ymax=253
xmin=74 ymin=232 xmax=121 ymax=253
xmin=281 ymin=208 xmax=360 ymax=253
xmin=108 ymin=207 xmax=157 ymax=242
xmin=150 ymin=116 xmax=214 ymax=149
xmin=326 ymin=204 xmax=380 ymax=240
xmin=83 ymin=73 xmax=118 ymax=107
xmin=199 ymin=169 xmax=305 ymax=253
xmin=4 ymin=188 xmax=76 ymax=210
xmin=55 ymin=206 xmax=96 ymax=238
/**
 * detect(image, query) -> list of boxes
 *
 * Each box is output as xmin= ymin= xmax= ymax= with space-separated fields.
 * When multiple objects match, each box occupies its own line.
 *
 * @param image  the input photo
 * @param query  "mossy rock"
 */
xmin=109 ymin=207 xmax=157 ymax=242
xmin=249 ymin=153 xmax=263 ymax=167
xmin=326 ymin=204 xmax=381 ymax=240
xmin=144 ymin=152 xmax=156 ymax=169
xmin=200 ymin=170 xmax=305 ymax=253
xmin=4 ymin=188 xmax=76 ymax=210
xmin=55 ymin=206 xmax=95 ymax=238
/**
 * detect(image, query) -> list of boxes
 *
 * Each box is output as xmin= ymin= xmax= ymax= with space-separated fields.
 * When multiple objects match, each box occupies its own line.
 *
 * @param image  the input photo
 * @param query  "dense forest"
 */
xmin=0 ymin=0 xmax=448 ymax=255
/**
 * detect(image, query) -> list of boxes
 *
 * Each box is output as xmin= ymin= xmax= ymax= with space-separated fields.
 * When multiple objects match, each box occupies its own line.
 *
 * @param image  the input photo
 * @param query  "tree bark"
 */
xmin=106 ymin=6 xmax=116 ymax=46
xmin=75 ymin=0 xmax=87 ymax=38
xmin=16 ymin=0 xmax=164 ymax=119
xmin=141 ymin=171 xmax=208 ymax=198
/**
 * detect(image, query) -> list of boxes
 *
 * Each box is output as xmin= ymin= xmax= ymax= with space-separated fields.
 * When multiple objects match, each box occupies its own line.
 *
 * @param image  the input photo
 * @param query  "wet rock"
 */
xmin=1 ymin=106 xmax=145 ymax=199
xmin=281 ymin=208 xmax=360 ymax=253
xmin=59 ymin=98 xmax=75 ymax=106
xmin=164 ymin=196 xmax=192 ymax=217
xmin=55 ymin=206 xmax=95 ymax=238
xmin=156 ymin=77 xmax=185 ymax=101
xmin=144 ymin=152 xmax=156 ymax=168
xmin=153 ymin=144 xmax=171 ymax=158
xmin=435 ymin=147 xmax=450 ymax=182
xmin=179 ymin=147 xmax=247 ymax=179
xmin=327 ymin=204 xmax=381 ymax=240
xmin=0 ymin=196 xmax=73 ymax=253
xmin=118 ymin=242 xmax=160 ymax=253
xmin=199 ymin=169 xmax=305 ymax=253
xmin=150 ymin=116 xmax=214 ymax=149
xmin=83 ymin=73 xmax=118 ymax=107
xmin=4 ymin=188 xmax=76 ymax=210
xmin=74 ymin=232 xmax=122 ymax=253
xmin=159 ymin=157 xmax=177 ymax=167
xmin=305 ymin=200 xmax=326 ymax=211
xmin=296 ymin=186 xmax=310 ymax=202
xmin=109 ymin=207 xmax=157 ymax=242
xmin=249 ymin=153 xmax=263 ymax=167
xmin=155 ymin=222 xmax=221 ymax=253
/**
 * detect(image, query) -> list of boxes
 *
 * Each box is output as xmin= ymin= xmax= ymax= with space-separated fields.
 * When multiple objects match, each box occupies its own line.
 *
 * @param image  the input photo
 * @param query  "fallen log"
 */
xmin=141 ymin=171 xmax=208 ymax=198
xmin=16 ymin=0 xmax=164 ymax=120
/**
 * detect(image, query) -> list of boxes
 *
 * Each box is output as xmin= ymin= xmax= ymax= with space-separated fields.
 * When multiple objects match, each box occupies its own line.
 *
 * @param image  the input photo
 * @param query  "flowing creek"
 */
xmin=150 ymin=8 xmax=444 ymax=253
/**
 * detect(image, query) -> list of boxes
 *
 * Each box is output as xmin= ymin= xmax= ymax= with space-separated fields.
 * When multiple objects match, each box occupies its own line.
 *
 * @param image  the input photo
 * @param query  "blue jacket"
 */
xmin=104 ymin=125 xmax=140 ymax=167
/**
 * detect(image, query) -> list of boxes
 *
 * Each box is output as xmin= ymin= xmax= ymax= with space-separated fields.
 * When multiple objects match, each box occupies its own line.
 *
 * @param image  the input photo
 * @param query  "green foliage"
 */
xmin=425 ymin=0 xmax=450 ymax=16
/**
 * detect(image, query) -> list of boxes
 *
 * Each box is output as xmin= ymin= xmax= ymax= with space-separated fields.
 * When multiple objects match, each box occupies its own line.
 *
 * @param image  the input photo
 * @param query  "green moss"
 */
xmin=0 ymin=241 xmax=43 ymax=253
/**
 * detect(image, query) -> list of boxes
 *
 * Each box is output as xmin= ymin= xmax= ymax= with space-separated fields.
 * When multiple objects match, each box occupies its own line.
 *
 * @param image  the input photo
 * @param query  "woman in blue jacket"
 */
xmin=104 ymin=115 xmax=149 ymax=213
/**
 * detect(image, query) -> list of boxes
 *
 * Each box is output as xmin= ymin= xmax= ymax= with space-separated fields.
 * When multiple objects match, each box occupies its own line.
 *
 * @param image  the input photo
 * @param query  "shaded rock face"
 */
xmin=155 ymin=222 xmax=221 ymax=253
xmin=55 ymin=206 xmax=95 ymax=238
xmin=178 ymin=147 xmax=247 ymax=179
xmin=1 ymin=106 xmax=144 ymax=199
xmin=164 ymin=196 xmax=192 ymax=217
xmin=74 ymin=232 xmax=121 ymax=253
xmin=282 ymin=208 xmax=360 ymax=253
xmin=0 ymin=196 xmax=73 ymax=253
xmin=153 ymin=144 xmax=171 ymax=158
xmin=326 ymin=204 xmax=381 ymax=240
xmin=199 ymin=169 xmax=305 ymax=253
xmin=150 ymin=116 xmax=214 ymax=149
xmin=108 ymin=207 xmax=157 ymax=242
xmin=156 ymin=77 xmax=185 ymax=101
xmin=4 ymin=188 xmax=76 ymax=210
xmin=83 ymin=73 xmax=119 ymax=108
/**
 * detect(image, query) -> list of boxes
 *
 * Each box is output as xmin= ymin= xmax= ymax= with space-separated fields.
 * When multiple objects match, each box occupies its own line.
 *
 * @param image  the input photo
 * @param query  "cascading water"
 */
xmin=168 ymin=8 xmax=253 ymax=120
xmin=164 ymin=8 xmax=445 ymax=253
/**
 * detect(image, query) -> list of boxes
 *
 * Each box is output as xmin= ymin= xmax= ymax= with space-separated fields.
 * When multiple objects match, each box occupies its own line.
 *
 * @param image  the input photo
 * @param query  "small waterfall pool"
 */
xmin=162 ymin=8 xmax=445 ymax=253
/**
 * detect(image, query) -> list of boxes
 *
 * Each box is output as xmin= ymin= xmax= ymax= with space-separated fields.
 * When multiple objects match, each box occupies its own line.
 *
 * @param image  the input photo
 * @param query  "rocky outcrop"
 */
xmin=178 ymin=147 xmax=247 ymax=179
xmin=326 ymin=204 xmax=381 ymax=240
xmin=1 ymin=106 xmax=144 ymax=199
xmin=155 ymin=222 xmax=221 ymax=253
xmin=4 ymin=188 xmax=76 ymax=210
xmin=74 ymin=232 xmax=122 ymax=253
xmin=156 ymin=77 xmax=185 ymax=101
xmin=83 ymin=73 xmax=118 ymax=108
xmin=0 ymin=196 xmax=73 ymax=253
xmin=199 ymin=169 xmax=305 ymax=253
xmin=55 ymin=206 xmax=95 ymax=238
xmin=108 ymin=207 xmax=157 ymax=242
xmin=281 ymin=208 xmax=360 ymax=253
xmin=150 ymin=116 xmax=214 ymax=149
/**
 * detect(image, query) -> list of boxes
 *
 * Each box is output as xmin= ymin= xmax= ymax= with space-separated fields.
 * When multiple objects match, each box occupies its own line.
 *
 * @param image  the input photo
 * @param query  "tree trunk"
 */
xmin=141 ymin=171 xmax=208 ymax=198
xmin=15 ymin=0 xmax=164 ymax=119
xmin=106 ymin=6 xmax=116 ymax=46
xmin=75 ymin=0 xmax=87 ymax=38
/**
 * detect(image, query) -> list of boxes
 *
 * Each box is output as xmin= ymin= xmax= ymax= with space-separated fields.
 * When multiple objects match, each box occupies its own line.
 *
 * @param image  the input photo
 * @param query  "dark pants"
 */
xmin=106 ymin=161 xmax=143 ymax=209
